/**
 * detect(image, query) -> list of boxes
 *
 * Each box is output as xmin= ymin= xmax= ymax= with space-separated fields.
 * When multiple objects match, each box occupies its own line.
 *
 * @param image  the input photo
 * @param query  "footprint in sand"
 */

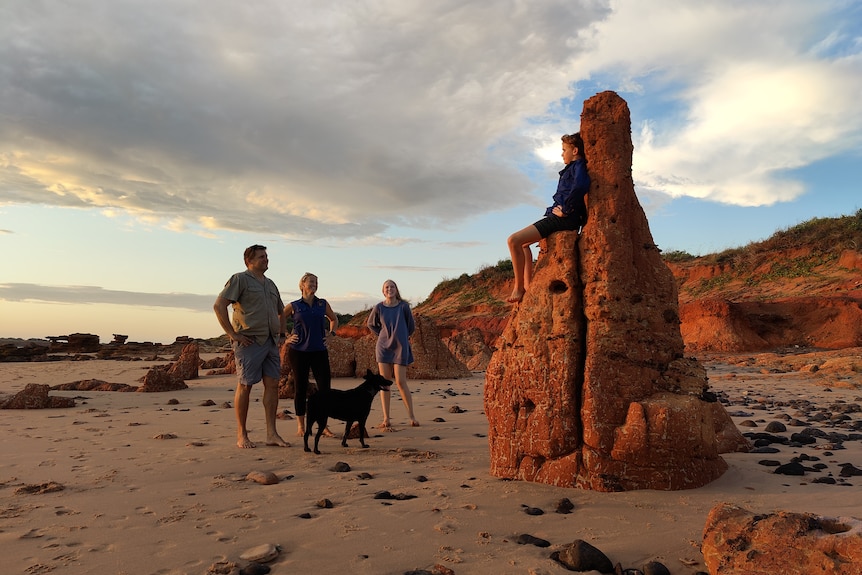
xmin=433 ymin=515 xmax=458 ymax=534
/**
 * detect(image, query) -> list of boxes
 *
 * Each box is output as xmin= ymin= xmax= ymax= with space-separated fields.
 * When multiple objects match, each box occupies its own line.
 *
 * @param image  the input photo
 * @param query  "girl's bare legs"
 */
xmin=393 ymin=363 xmax=418 ymax=426
xmin=507 ymin=224 xmax=542 ymax=302
xmin=377 ymin=362 xmax=394 ymax=427
xmin=377 ymin=362 xmax=418 ymax=427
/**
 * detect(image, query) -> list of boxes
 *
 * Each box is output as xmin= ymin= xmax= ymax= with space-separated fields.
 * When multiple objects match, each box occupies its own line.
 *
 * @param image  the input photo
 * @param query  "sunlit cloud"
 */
xmin=1 ymin=1 xmax=860 ymax=232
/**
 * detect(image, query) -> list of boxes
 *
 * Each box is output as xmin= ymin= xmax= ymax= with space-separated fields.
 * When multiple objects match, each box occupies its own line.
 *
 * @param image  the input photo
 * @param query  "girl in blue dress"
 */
xmin=366 ymin=279 xmax=419 ymax=428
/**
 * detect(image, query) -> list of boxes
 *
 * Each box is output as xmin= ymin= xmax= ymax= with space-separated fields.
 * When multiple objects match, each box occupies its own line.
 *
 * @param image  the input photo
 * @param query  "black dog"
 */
xmin=304 ymin=369 xmax=392 ymax=454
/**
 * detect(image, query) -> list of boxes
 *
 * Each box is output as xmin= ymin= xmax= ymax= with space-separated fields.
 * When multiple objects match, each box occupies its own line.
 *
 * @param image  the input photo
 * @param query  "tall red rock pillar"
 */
xmin=484 ymin=91 xmax=745 ymax=491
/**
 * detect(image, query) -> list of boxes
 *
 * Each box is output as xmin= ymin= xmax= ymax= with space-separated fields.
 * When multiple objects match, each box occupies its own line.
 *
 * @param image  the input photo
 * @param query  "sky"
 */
xmin=2 ymin=0 xmax=861 ymax=344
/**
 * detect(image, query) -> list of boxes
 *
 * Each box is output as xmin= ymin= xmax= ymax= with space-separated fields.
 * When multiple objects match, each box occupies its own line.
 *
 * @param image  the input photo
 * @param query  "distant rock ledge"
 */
xmin=0 ymin=334 xmax=225 ymax=363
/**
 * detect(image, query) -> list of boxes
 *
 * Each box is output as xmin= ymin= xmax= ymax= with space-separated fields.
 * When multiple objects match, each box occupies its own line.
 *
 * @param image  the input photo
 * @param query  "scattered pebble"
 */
xmin=555 ymin=498 xmax=575 ymax=514
xmin=246 ymin=471 xmax=279 ymax=485
xmin=239 ymin=563 xmax=271 ymax=575
xmin=239 ymin=543 xmax=279 ymax=563
xmin=516 ymin=533 xmax=550 ymax=547
xmin=373 ymin=490 xmax=417 ymax=501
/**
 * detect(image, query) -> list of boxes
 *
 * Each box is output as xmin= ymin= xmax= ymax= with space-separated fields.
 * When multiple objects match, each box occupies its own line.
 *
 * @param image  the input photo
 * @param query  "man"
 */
xmin=214 ymin=244 xmax=290 ymax=449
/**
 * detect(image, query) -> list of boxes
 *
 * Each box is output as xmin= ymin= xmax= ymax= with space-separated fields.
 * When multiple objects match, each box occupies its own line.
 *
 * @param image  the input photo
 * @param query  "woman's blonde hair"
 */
xmin=382 ymin=279 xmax=402 ymax=301
xmin=299 ymin=272 xmax=317 ymax=290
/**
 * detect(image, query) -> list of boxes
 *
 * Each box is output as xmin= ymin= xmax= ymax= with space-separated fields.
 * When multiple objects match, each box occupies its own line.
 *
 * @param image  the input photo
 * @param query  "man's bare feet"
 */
xmin=265 ymin=433 xmax=290 ymax=447
xmin=237 ymin=434 xmax=255 ymax=449
xmin=377 ymin=420 xmax=391 ymax=429
xmin=410 ymin=419 xmax=420 ymax=427
xmin=507 ymin=289 xmax=525 ymax=303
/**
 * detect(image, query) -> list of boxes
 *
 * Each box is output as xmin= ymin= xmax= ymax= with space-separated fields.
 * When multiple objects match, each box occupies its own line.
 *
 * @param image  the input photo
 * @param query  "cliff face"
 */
xmin=411 ymin=213 xmax=862 ymax=366
xmin=670 ymin=242 xmax=862 ymax=352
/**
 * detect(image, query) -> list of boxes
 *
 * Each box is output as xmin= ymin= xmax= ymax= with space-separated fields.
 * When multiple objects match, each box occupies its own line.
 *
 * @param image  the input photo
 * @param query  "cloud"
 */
xmin=0 ymin=282 xmax=383 ymax=318
xmin=0 ymin=283 xmax=214 ymax=312
xmin=1 ymin=0 xmax=860 ymax=238
xmin=0 ymin=1 xmax=610 ymax=240
xmin=576 ymin=0 xmax=862 ymax=208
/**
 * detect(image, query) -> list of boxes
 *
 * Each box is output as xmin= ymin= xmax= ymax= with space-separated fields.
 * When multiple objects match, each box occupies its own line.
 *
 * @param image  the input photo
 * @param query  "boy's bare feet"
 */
xmin=410 ymin=419 xmax=420 ymax=427
xmin=237 ymin=434 xmax=255 ymax=449
xmin=507 ymin=289 xmax=525 ymax=303
xmin=377 ymin=420 xmax=391 ymax=429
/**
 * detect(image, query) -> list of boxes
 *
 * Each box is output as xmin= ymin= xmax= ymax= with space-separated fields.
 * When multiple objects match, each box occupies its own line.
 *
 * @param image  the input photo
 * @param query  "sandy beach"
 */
xmin=2 ymin=353 xmax=861 ymax=575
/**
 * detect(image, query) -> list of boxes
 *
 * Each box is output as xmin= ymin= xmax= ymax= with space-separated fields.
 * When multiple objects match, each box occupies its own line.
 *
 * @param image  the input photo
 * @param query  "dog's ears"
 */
xmin=365 ymin=368 xmax=374 ymax=377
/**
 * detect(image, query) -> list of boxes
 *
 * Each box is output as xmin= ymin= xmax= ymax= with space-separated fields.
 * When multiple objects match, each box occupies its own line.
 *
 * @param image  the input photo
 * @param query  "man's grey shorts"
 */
xmin=233 ymin=337 xmax=280 ymax=386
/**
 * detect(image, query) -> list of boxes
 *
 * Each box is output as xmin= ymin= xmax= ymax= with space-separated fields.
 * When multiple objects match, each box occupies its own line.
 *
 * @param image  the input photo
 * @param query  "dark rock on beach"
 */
xmin=552 ymin=539 xmax=614 ymax=573
xmin=516 ymin=533 xmax=550 ymax=547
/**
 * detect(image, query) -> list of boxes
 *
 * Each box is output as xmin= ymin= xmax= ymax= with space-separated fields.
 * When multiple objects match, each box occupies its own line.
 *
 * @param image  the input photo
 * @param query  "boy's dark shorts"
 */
xmin=533 ymin=214 xmax=584 ymax=238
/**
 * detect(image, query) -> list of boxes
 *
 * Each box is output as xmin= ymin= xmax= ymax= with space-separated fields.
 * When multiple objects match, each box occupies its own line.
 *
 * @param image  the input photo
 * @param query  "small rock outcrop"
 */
xmin=52 ymin=379 xmax=137 ymax=392
xmin=0 ymin=384 xmax=75 ymax=409
xmin=166 ymin=341 xmax=200 ymax=381
xmin=484 ymin=91 xmax=746 ymax=491
xmin=444 ymin=327 xmax=494 ymax=371
xmin=50 ymin=333 xmax=101 ymax=353
xmin=405 ymin=315 xmax=471 ymax=379
xmin=331 ymin=315 xmax=471 ymax=381
xmin=137 ymin=367 xmax=188 ymax=392
xmin=702 ymin=503 xmax=862 ymax=574
xmin=0 ymin=340 xmax=49 ymax=362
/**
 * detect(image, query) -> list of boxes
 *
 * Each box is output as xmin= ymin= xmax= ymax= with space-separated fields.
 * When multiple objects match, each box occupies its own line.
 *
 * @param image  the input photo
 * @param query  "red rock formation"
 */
xmin=62 ymin=333 xmax=102 ymax=352
xmin=338 ymin=315 xmax=471 ymax=379
xmin=204 ymin=351 xmax=235 ymax=376
xmin=166 ymin=342 xmax=200 ymax=381
xmin=485 ymin=91 xmax=744 ymax=491
xmin=445 ymin=327 xmax=493 ymax=371
xmin=702 ymin=503 xmax=862 ymax=574
xmin=52 ymin=379 xmax=137 ymax=392
xmin=327 ymin=335 xmax=358 ymax=377
xmin=137 ymin=367 xmax=188 ymax=392
xmin=681 ymin=297 xmax=862 ymax=352
xmin=407 ymin=315 xmax=471 ymax=379
xmin=0 ymin=384 xmax=76 ymax=409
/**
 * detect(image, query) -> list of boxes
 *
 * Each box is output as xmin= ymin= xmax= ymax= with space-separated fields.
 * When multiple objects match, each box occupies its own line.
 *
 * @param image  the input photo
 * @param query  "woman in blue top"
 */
xmin=366 ymin=279 xmax=419 ymax=428
xmin=283 ymin=272 xmax=339 ymax=436
xmin=506 ymin=132 xmax=590 ymax=303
